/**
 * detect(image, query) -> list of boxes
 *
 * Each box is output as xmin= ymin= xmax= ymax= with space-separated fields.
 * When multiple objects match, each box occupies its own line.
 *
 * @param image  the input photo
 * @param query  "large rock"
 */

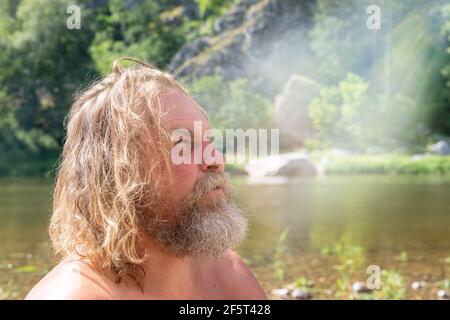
xmin=428 ymin=140 xmax=450 ymax=155
xmin=245 ymin=151 xmax=317 ymax=177
xmin=275 ymin=74 xmax=320 ymax=144
xmin=168 ymin=0 xmax=316 ymax=97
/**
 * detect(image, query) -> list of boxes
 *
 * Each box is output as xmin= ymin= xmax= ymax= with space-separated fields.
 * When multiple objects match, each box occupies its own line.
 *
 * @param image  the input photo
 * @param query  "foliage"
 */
xmin=374 ymin=270 xmax=406 ymax=300
xmin=310 ymin=0 xmax=450 ymax=149
xmin=309 ymin=73 xmax=368 ymax=150
xmin=439 ymin=4 xmax=450 ymax=88
xmin=308 ymin=71 xmax=439 ymax=152
xmin=273 ymin=228 xmax=290 ymax=282
xmin=439 ymin=279 xmax=450 ymax=290
xmin=189 ymin=75 xmax=275 ymax=131
xmin=431 ymin=3 xmax=450 ymax=134
xmin=196 ymin=0 xmax=229 ymax=17
xmin=0 ymin=0 xmax=234 ymax=175
xmin=0 ymin=0 xmax=449 ymax=175
xmin=295 ymin=276 xmax=313 ymax=290
xmin=0 ymin=0 xmax=95 ymax=175
xmin=324 ymin=154 xmax=450 ymax=175
xmin=89 ymin=0 xmax=188 ymax=74
xmin=335 ymin=245 xmax=365 ymax=298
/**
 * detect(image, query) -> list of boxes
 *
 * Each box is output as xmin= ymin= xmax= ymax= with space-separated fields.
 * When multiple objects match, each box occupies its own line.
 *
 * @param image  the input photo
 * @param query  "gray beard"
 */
xmin=142 ymin=174 xmax=248 ymax=259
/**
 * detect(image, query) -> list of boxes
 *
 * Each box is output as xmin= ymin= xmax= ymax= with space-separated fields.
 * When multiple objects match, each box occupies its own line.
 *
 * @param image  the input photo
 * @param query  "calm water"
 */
xmin=0 ymin=175 xmax=449 ymax=299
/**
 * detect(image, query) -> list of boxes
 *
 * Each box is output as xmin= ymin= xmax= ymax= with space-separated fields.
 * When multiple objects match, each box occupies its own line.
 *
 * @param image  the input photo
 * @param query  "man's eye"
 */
xmin=174 ymin=137 xmax=193 ymax=147
xmin=174 ymin=137 xmax=184 ymax=145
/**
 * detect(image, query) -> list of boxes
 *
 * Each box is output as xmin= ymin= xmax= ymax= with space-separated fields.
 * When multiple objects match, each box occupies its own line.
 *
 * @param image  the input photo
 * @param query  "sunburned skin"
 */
xmin=26 ymin=89 xmax=267 ymax=300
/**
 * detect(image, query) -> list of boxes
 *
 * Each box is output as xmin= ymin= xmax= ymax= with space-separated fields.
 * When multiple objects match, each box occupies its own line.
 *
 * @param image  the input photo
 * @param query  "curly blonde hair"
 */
xmin=49 ymin=57 xmax=192 ymax=285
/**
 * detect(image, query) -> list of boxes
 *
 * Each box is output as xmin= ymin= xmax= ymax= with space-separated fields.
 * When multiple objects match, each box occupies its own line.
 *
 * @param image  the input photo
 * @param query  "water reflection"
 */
xmin=0 ymin=175 xmax=449 ymax=299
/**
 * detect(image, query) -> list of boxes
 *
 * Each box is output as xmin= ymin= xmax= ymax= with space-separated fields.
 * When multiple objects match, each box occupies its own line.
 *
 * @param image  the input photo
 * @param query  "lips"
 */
xmin=193 ymin=174 xmax=230 ymax=200
xmin=207 ymin=185 xmax=224 ymax=195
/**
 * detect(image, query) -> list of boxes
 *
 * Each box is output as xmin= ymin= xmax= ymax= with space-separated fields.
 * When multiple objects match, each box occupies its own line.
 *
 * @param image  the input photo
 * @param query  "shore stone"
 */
xmin=429 ymin=140 xmax=450 ymax=155
xmin=271 ymin=288 xmax=289 ymax=298
xmin=245 ymin=152 xmax=317 ymax=177
xmin=352 ymin=282 xmax=371 ymax=294
xmin=437 ymin=290 xmax=449 ymax=299
xmin=411 ymin=281 xmax=426 ymax=290
xmin=291 ymin=289 xmax=311 ymax=300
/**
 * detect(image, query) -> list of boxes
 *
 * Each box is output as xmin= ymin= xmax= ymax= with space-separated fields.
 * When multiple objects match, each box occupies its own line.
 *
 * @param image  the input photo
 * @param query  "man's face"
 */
xmin=162 ymin=89 xmax=224 ymax=206
xmin=141 ymin=89 xmax=248 ymax=259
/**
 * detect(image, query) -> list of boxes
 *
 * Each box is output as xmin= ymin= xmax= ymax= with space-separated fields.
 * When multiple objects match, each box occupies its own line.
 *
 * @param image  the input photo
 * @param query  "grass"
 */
xmin=295 ymin=276 xmax=314 ymax=290
xmin=227 ymin=153 xmax=450 ymax=176
xmin=273 ymin=228 xmax=290 ymax=282
xmin=323 ymin=243 xmax=366 ymax=299
xmin=268 ymin=241 xmax=416 ymax=299
xmin=323 ymin=154 xmax=450 ymax=175
xmin=317 ymin=243 xmax=410 ymax=299
xmin=374 ymin=270 xmax=406 ymax=300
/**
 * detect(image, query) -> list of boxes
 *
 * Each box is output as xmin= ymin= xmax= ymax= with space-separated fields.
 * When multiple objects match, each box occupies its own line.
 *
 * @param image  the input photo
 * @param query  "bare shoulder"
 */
xmin=215 ymin=250 xmax=267 ymax=299
xmin=25 ymin=257 xmax=116 ymax=300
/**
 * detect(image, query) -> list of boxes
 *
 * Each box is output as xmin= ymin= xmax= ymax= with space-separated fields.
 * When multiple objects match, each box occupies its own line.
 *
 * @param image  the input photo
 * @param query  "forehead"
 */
xmin=160 ymin=89 xmax=209 ymax=130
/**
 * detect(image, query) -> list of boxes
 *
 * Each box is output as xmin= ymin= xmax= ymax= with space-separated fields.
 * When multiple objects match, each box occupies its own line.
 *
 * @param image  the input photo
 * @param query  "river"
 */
xmin=1 ymin=175 xmax=449 ymax=299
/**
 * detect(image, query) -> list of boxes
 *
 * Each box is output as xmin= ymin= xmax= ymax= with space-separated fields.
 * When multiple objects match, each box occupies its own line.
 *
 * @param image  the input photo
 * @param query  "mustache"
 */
xmin=189 ymin=172 xmax=234 ymax=202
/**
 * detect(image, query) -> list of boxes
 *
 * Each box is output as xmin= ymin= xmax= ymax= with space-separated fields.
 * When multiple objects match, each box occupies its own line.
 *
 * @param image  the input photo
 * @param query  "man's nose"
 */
xmin=199 ymin=143 xmax=225 ymax=173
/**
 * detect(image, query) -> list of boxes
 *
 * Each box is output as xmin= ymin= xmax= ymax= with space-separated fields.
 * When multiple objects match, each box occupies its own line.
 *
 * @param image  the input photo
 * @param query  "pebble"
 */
xmin=271 ymin=288 xmax=289 ymax=298
xmin=437 ymin=290 xmax=449 ymax=299
xmin=291 ymin=289 xmax=311 ymax=300
xmin=352 ymin=282 xmax=371 ymax=294
xmin=411 ymin=281 xmax=426 ymax=290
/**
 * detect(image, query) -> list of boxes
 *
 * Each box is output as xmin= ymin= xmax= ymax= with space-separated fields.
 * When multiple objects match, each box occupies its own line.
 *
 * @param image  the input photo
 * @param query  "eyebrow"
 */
xmin=164 ymin=105 xmax=210 ymax=124
xmin=171 ymin=128 xmax=194 ymax=136
xmin=170 ymin=128 xmax=214 ymax=142
xmin=165 ymin=117 xmax=202 ymax=123
xmin=165 ymin=112 xmax=210 ymax=123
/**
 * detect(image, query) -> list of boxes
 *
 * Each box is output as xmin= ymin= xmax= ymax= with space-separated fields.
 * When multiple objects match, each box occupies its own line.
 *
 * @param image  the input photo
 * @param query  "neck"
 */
xmin=136 ymin=232 xmax=210 ymax=297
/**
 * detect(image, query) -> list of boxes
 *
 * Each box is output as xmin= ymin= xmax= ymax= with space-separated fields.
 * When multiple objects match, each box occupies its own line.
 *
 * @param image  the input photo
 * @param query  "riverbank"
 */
xmin=225 ymin=154 xmax=450 ymax=176
xmin=3 ymin=153 xmax=450 ymax=177
xmin=0 ymin=153 xmax=58 ymax=177
xmin=320 ymin=154 xmax=450 ymax=175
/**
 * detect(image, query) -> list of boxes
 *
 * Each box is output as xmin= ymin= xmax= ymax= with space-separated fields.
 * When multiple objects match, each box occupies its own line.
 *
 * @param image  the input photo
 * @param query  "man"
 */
xmin=26 ymin=58 xmax=267 ymax=300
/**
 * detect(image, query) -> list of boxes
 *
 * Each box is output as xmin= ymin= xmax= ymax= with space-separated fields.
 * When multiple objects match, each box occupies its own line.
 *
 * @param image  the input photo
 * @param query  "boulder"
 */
xmin=275 ymin=74 xmax=320 ymax=144
xmin=245 ymin=151 xmax=317 ymax=177
xmin=428 ymin=140 xmax=450 ymax=155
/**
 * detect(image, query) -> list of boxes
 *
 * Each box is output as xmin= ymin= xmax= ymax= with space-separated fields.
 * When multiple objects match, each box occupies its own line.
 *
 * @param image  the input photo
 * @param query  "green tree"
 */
xmin=89 ymin=0 xmax=188 ymax=74
xmin=196 ymin=0 xmax=228 ymax=17
xmin=0 ymin=0 xmax=95 ymax=174
xmin=310 ymin=0 xmax=450 ymax=148
xmin=430 ymin=3 xmax=450 ymax=135
xmin=190 ymin=75 xmax=275 ymax=131
xmin=309 ymin=73 xmax=368 ymax=150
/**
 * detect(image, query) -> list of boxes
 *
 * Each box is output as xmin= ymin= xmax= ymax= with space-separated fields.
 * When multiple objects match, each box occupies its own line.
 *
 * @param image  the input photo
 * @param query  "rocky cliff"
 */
xmin=168 ymin=0 xmax=316 ymax=97
xmin=168 ymin=0 xmax=321 ymax=145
